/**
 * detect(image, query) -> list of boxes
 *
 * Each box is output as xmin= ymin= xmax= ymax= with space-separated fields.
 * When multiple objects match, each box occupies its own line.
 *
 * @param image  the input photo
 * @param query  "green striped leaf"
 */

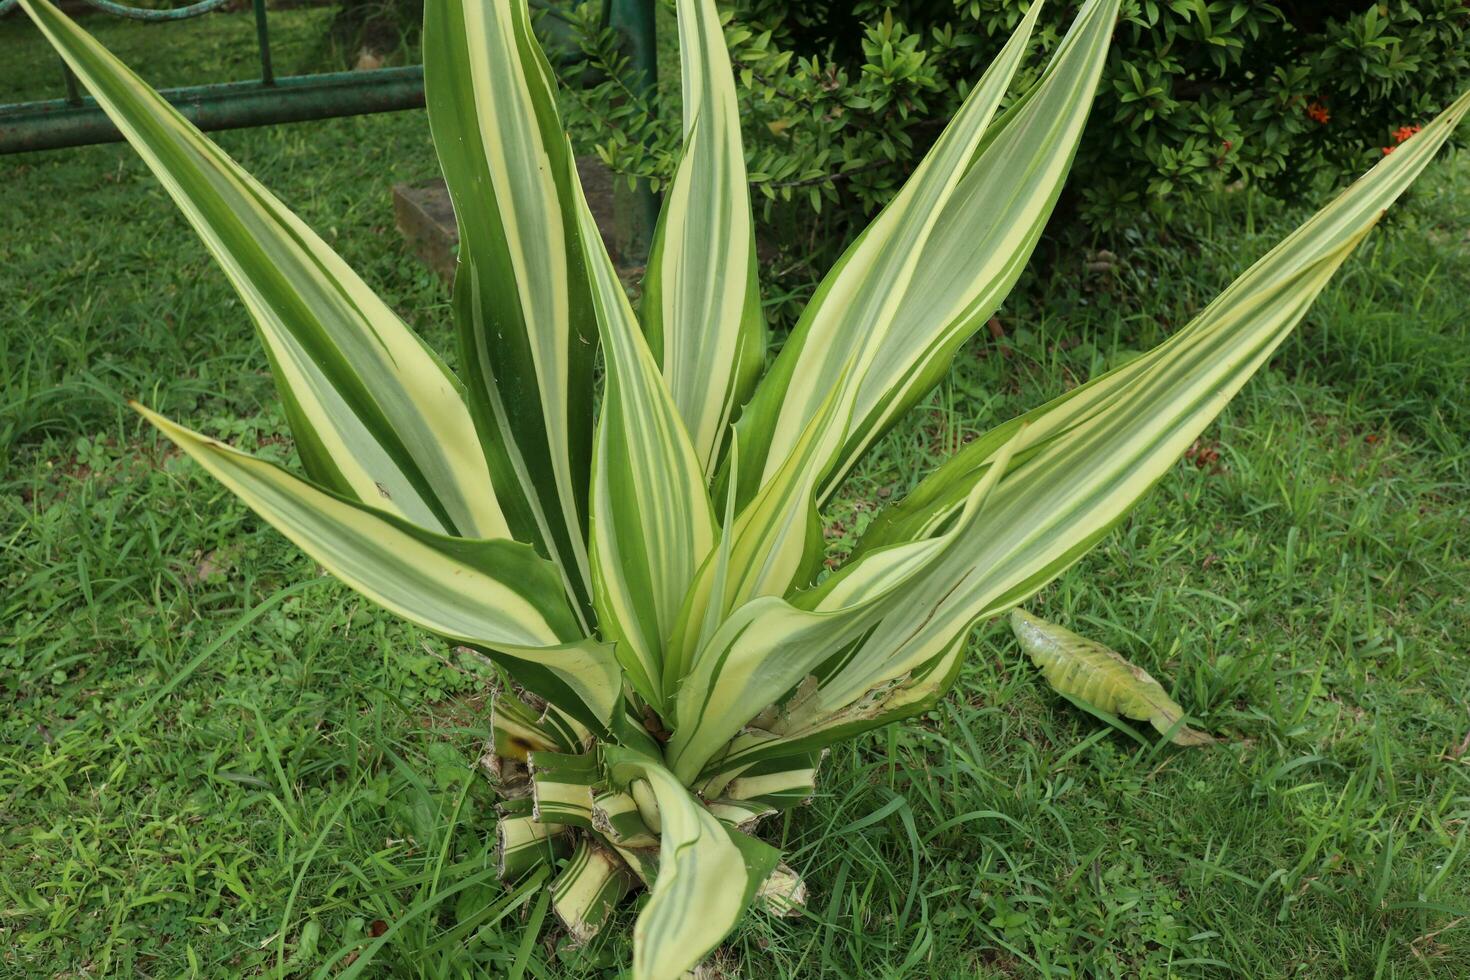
xmin=663 ymin=434 xmax=745 ymax=700
xmin=665 ymin=428 xmax=1023 ymax=782
xmin=424 ymin=0 xmax=598 ymax=610
xmin=710 ymin=635 xmax=967 ymax=780
xmin=737 ymin=87 xmax=1470 ymax=768
xmin=1011 ymin=609 xmax=1215 ymax=746
xmin=709 ymin=379 xmax=854 ymax=608
xmin=19 ymin=0 xmax=508 ymax=542
xmin=703 ymin=751 xmax=821 ymax=827
xmin=136 ymin=406 xmax=622 ymax=732
xmin=827 ymin=0 xmax=1119 ymax=491
xmin=578 ymin=170 xmax=718 ymax=713
xmin=727 ymin=0 xmax=1117 ymax=509
xmin=550 ymin=840 xmax=637 ymax=945
xmin=591 ymin=788 xmax=661 ymax=848
xmin=641 ymin=0 xmax=766 ymax=475
xmin=688 ymin=0 xmax=1086 ymax=611
xmin=717 ymin=753 xmax=821 ymax=810
xmin=601 ymin=747 xmax=778 ymax=980
xmin=528 ymin=751 xmax=599 ymax=829
xmin=497 ymin=797 xmax=572 ymax=883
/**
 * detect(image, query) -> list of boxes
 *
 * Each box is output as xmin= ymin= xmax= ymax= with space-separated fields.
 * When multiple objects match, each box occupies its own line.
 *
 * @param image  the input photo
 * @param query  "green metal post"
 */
xmin=60 ymin=60 xmax=83 ymax=107
xmin=603 ymin=0 xmax=659 ymax=265
xmin=605 ymin=0 xmax=657 ymax=84
xmin=251 ymin=0 xmax=275 ymax=87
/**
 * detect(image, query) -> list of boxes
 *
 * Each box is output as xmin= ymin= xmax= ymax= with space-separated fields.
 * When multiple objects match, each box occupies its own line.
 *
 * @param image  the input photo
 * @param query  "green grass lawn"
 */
xmin=4 ymin=11 xmax=1470 ymax=979
xmin=1 ymin=6 xmax=340 ymax=105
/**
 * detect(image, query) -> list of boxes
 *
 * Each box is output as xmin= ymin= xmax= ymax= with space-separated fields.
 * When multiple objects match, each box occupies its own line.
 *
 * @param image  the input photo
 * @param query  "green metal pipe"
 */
xmin=77 ymin=0 xmax=232 ymax=22
xmin=59 ymin=59 xmax=83 ymax=106
xmin=602 ymin=0 xmax=659 ymax=263
xmin=0 ymin=0 xmax=232 ymax=19
xmin=0 ymin=66 xmax=425 ymax=155
xmin=251 ymin=0 xmax=274 ymax=86
xmin=604 ymin=0 xmax=657 ymax=89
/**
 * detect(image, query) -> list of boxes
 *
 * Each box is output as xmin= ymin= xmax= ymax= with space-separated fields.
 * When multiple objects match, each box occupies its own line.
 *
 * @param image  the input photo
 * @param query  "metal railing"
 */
xmin=0 ymin=0 xmax=656 ymax=156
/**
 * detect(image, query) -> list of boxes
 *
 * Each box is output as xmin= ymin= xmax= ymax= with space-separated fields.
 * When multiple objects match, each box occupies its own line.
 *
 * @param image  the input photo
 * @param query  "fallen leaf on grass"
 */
xmin=1010 ymin=608 xmax=1216 ymax=746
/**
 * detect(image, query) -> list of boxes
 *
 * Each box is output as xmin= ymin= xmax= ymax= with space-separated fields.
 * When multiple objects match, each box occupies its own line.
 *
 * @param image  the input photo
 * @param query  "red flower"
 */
xmin=1392 ymin=124 xmax=1422 ymax=144
xmin=1306 ymin=101 xmax=1331 ymax=124
xmin=1382 ymin=146 xmax=1396 ymax=155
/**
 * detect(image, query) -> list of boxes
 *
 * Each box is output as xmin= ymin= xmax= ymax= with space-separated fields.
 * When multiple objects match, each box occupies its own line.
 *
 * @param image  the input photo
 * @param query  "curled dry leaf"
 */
xmin=1010 ymin=608 xmax=1216 ymax=746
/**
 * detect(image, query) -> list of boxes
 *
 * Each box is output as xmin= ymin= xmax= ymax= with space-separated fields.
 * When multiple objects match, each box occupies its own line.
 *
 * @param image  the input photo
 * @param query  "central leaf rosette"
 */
xmin=482 ymin=684 xmax=808 ymax=950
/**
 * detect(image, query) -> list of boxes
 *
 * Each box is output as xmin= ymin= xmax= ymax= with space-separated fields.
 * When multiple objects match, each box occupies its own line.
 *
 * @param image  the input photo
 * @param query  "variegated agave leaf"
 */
xmin=1010 ymin=609 xmax=1216 ymax=746
xmin=601 ymin=746 xmax=780 ymax=980
xmin=691 ymin=89 xmax=1470 ymax=784
xmin=424 ymin=0 xmax=599 ymax=612
xmin=725 ymin=0 xmax=1115 ymax=512
xmin=20 ymin=0 xmax=510 ymax=545
xmin=642 ymin=0 xmax=767 ymax=477
xmin=136 ymin=406 xmax=623 ymax=733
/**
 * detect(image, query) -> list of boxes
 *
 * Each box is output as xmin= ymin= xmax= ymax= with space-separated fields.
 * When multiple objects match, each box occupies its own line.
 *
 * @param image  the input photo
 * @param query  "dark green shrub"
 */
xmin=556 ymin=0 xmax=1467 ymax=304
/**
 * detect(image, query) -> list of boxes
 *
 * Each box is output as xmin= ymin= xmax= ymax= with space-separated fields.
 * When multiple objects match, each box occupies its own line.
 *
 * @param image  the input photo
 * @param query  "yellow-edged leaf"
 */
xmin=600 ymin=747 xmax=778 ymax=980
xmin=19 ymin=0 xmax=508 ymax=542
xmin=642 ymin=0 xmax=766 ymax=475
xmin=708 ymin=632 xmax=968 ymax=782
xmin=135 ymin=405 xmax=621 ymax=731
xmin=698 ymin=0 xmax=1111 ymax=613
xmin=577 ymin=170 xmax=717 ymax=712
xmin=425 ymin=0 xmax=598 ymax=608
xmin=727 ymin=0 xmax=1115 ymax=510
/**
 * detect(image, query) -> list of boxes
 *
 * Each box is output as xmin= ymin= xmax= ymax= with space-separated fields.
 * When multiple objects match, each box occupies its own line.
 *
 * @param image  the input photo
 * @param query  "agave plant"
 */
xmin=20 ymin=0 xmax=1467 ymax=974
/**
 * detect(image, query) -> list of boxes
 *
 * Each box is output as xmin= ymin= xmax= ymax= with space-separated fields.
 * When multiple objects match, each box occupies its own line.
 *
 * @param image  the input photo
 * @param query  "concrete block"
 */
xmin=393 ymin=155 xmax=630 ymax=285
